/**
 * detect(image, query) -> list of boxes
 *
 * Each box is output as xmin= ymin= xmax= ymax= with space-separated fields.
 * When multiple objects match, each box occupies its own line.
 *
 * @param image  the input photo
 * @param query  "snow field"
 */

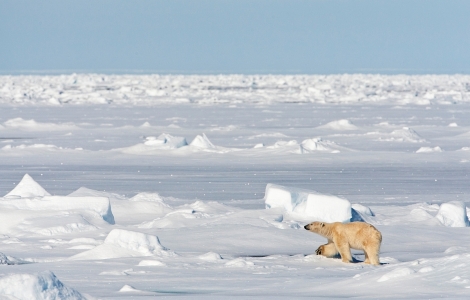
xmin=1 ymin=76 xmax=470 ymax=298
xmin=2 ymin=173 xmax=470 ymax=297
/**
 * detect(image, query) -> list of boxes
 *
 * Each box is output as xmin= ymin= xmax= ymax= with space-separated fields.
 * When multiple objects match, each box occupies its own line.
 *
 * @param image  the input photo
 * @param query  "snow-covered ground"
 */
xmin=1 ymin=74 xmax=470 ymax=299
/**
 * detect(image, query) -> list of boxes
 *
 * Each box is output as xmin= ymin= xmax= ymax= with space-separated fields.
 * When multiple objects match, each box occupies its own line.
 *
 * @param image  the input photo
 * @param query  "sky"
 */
xmin=1 ymin=0 xmax=469 ymax=75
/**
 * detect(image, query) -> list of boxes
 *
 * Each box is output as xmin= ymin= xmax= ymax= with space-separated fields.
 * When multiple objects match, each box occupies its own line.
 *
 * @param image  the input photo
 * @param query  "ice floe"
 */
xmin=264 ymin=183 xmax=352 ymax=222
xmin=436 ymin=201 xmax=470 ymax=227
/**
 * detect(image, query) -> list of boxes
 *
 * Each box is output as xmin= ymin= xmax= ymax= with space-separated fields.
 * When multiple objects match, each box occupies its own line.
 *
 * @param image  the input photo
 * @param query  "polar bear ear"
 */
xmin=320 ymin=223 xmax=325 ymax=227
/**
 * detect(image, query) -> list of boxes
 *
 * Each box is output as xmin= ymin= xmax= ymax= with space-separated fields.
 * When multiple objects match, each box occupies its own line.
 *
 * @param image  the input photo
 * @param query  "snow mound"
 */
xmin=389 ymin=127 xmax=426 ymax=142
xmin=225 ymin=258 xmax=254 ymax=268
xmin=143 ymin=133 xmax=188 ymax=149
xmin=416 ymin=146 xmax=442 ymax=153
xmin=190 ymin=133 xmax=215 ymax=149
xmin=435 ymin=201 xmax=470 ymax=227
xmin=264 ymin=184 xmax=352 ymax=222
xmin=0 ymin=271 xmax=86 ymax=300
xmin=2 ymin=118 xmax=78 ymax=131
xmin=318 ymin=119 xmax=358 ymax=130
xmin=198 ymin=252 xmax=223 ymax=261
xmin=299 ymin=138 xmax=341 ymax=153
xmin=377 ymin=267 xmax=415 ymax=282
xmin=129 ymin=192 xmax=167 ymax=203
xmin=119 ymin=285 xmax=141 ymax=292
xmin=137 ymin=260 xmax=166 ymax=267
xmin=1 ymin=196 xmax=115 ymax=225
xmin=5 ymin=174 xmax=51 ymax=198
xmin=266 ymin=140 xmax=298 ymax=149
xmin=70 ymin=229 xmax=171 ymax=260
xmin=0 ymin=252 xmax=14 ymax=265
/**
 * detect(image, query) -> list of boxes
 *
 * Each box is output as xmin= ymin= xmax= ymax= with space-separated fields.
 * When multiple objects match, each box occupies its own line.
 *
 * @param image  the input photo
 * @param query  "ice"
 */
xmin=2 ymin=118 xmax=78 ymax=131
xmin=416 ymin=146 xmax=443 ymax=153
xmin=300 ymin=138 xmax=342 ymax=153
xmin=5 ymin=174 xmax=51 ymax=198
xmin=3 ymin=74 xmax=468 ymax=106
xmin=143 ymin=133 xmax=188 ymax=149
xmin=0 ymin=271 xmax=86 ymax=300
xmin=119 ymin=285 xmax=140 ymax=292
xmin=435 ymin=201 xmax=470 ymax=227
xmin=0 ymin=195 xmax=115 ymax=225
xmin=198 ymin=252 xmax=223 ymax=261
xmin=70 ymin=229 xmax=172 ymax=260
xmin=115 ymin=133 xmax=188 ymax=154
xmin=189 ymin=133 xmax=215 ymax=149
xmin=264 ymin=184 xmax=352 ymax=222
xmin=0 ymin=252 xmax=14 ymax=265
xmin=225 ymin=258 xmax=255 ymax=268
xmin=318 ymin=119 xmax=358 ymax=130
xmin=386 ymin=127 xmax=426 ymax=142
xmin=137 ymin=259 xmax=166 ymax=266
xmin=2 ymin=74 xmax=470 ymax=298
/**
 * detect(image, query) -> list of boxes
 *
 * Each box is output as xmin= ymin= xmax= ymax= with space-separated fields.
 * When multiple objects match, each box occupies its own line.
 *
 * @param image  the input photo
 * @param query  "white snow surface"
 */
xmin=1 ymin=74 xmax=470 ymax=299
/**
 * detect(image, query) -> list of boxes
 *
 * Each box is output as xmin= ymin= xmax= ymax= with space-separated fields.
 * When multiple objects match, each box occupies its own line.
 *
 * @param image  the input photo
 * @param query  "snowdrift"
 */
xmin=0 ymin=271 xmax=86 ymax=300
xmin=70 ymin=229 xmax=172 ymax=260
xmin=264 ymin=184 xmax=352 ymax=222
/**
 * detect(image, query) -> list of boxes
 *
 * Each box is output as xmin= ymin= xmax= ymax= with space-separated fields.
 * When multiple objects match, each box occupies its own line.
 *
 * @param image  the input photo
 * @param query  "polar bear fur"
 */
xmin=304 ymin=221 xmax=382 ymax=265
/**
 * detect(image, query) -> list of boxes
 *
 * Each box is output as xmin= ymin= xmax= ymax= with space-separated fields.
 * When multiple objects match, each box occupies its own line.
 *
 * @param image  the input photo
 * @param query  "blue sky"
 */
xmin=1 ymin=0 xmax=469 ymax=74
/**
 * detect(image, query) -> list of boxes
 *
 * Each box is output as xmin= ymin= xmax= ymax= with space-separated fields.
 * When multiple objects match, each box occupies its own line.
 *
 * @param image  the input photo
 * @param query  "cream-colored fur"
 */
xmin=304 ymin=221 xmax=382 ymax=265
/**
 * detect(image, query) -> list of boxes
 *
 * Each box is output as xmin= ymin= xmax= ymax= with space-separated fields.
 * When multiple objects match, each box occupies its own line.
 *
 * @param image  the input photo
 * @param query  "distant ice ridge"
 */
xmin=1 ymin=74 xmax=469 ymax=106
xmin=264 ymin=183 xmax=352 ymax=222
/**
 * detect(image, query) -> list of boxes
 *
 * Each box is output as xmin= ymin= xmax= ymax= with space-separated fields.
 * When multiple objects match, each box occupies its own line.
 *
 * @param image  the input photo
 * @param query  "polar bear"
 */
xmin=304 ymin=221 xmax=382 ymax=265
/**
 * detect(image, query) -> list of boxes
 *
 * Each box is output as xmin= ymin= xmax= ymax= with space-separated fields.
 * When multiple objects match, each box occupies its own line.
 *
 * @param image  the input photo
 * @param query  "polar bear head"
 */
xmin=304 ymin=221 xmax=325 ymax=232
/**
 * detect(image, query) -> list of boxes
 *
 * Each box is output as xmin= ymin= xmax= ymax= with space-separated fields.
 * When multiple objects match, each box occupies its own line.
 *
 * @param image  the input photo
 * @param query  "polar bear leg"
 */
xmin=364 ymin=244 xmax=380 ymax=265
xmin=334 ymin=238 xmax=352 ymax=263
xmin=315 ymin=242 xmax=338 ymax=258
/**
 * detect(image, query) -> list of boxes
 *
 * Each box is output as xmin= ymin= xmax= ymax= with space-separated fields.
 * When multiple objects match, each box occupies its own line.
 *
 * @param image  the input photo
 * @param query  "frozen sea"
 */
xmin=0 ymin=74 xmax=470 ymax=299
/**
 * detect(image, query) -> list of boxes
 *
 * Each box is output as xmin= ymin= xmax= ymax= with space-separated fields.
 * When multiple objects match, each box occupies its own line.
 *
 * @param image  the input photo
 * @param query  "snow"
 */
xmin=1 ymin=74 xmax=470 ymax=298
xmin=264 ymin=184 xmax=352 ymax=222
xmin=416 ymin=146 xmax=443 ymax=153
